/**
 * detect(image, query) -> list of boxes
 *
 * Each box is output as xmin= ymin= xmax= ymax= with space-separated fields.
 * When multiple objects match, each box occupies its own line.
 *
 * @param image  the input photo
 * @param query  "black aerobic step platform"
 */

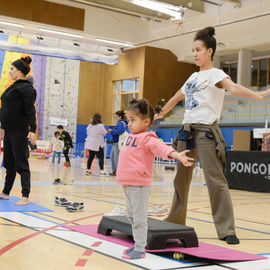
xmin=98 ymin=215 xmax=198 ymax=250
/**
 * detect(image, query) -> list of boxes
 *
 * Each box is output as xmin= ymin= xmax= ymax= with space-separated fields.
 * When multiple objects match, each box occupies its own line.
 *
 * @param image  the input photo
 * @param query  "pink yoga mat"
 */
xmin=64 ymin=224 xmax=266 ymax=261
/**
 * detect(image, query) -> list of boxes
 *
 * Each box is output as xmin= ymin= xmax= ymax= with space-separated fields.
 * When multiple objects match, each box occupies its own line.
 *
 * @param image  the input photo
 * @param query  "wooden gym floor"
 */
xmin=0 ymin=157 xmax=270 ymax=270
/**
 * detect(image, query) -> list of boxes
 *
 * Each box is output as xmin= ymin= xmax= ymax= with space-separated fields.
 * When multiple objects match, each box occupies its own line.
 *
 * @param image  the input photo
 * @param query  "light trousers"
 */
xmin=123 ymin=185 xmax=151 ymax=252
xmin=110 ymin=143 xmax=119 ymax=172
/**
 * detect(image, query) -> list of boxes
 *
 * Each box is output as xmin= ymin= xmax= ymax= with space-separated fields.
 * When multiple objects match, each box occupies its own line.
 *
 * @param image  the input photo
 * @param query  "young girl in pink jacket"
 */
xmin=117 ymin=99 xmax=193 ymax=260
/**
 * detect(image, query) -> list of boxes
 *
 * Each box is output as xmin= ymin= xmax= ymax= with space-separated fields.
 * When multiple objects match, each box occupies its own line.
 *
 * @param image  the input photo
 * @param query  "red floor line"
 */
xmin=91 ymin=241 xmax=102 ymax=247
xmin=0 ymin=213 xmax=104 ymax=256
xmin=83 ymin=249 xmax=94 ymax=256
xmin=75 ymin=258 xmax=88 ymax=267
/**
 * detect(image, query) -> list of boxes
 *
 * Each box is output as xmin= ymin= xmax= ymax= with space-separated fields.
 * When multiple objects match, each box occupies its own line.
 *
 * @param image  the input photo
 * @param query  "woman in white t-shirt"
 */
xmin=155 ymin=26 xmax=270 ymax=245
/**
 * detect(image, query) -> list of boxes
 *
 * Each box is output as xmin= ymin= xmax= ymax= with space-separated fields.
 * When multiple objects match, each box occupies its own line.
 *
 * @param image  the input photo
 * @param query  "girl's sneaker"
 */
xmin=85 ymin=170 xmax=91 ymax=175
xmin=122 ymin=250 xmax=146 ymax=260
xmin=123 ymin=247 xmax=134 ymax=254
xmin=66 ymin=202 xmax=84 ymax=212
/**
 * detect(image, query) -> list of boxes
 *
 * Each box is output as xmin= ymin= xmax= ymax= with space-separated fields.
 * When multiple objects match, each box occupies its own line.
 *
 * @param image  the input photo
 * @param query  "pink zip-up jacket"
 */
xmin=116 ymin=131 xmax=175 ymax=186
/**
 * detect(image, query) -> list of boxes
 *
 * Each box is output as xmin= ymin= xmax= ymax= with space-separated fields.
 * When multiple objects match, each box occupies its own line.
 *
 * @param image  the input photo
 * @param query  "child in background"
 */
xmin=51 ymin=131 xmax=64 ymax=165
xmin=57 ymin=125 xmax=73 ymax=167
xmin=117 ymin=99 xmax=194 ymax=260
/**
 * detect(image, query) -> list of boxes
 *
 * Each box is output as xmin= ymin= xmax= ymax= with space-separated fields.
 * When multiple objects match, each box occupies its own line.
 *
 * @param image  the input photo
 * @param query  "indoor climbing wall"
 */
xmin=42 ymin=57 xmax=80 ymax=142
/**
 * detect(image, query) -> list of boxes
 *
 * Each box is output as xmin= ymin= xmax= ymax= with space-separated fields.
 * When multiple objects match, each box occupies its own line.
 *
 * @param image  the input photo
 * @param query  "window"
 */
xmin=259 ymin=59 xmax=268 ymax=88
xmin=251 ymin=60 xmax=258 ymax=87
xmin=221 ymin=63 xmax=237 ymax=83
xmin=222 ymin=64 xmax=229 ymax=76
xmin=251 ymin=58 xmax=270 ymax=88
xmin=230 ymin=63 xmax=237 ymax=83
xmin=112 ymin=78 xmax=140 ymax=123
xmin=222 ymin=58 xmax=270 ymax=89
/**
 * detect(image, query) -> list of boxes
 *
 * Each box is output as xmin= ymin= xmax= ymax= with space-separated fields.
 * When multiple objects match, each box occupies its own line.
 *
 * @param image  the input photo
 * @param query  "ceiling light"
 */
xmin=127 ymin=0 xmax=180 ymax=11
xmin=96 ymin=38 xmax=134 ymax=47
xmin=125 ymin=0 xmax=182 ymax=18
xmin=0 ymin=21 xmax=24 ymax=28
xmin=39 ymin=28 xmax=82 ymax=38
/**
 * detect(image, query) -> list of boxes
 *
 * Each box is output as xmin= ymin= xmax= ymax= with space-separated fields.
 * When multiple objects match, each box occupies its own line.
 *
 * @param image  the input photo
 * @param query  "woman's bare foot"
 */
xmin=0 ymin=192 xmax=9 ymax=200
xmin=15 ymin=197 xmax=29 ymax=206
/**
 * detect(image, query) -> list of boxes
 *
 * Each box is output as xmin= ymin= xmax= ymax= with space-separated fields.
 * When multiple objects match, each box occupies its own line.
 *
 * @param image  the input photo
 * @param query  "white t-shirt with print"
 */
xmin=181 ymin=68 xmax=229 ymax=124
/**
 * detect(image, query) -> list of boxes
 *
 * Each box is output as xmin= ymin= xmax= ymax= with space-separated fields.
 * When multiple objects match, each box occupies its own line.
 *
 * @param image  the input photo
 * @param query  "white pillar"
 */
xmin=213 ymin=55 xmax=221 ymax=68
xmin=237 ymin=49 xmax=252 ymax=87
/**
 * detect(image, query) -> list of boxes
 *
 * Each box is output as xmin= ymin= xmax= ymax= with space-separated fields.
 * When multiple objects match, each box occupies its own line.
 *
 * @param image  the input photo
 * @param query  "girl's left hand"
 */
xmin=170 ymin=150 xmax=194 ymax=167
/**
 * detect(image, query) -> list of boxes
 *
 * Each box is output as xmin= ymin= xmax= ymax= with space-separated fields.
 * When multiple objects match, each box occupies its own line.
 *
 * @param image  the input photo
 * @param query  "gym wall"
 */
xmin=77 ymin=46 xmax=197 ymax=125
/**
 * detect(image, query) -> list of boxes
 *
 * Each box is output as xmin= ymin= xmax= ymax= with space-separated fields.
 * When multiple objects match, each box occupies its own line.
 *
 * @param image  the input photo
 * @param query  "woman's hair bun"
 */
xmin=194 ymin=26 xmax=215 ymax=41
xmin=21 ymin=56 xmax=32 ymax=65
xmin=205 ymin=26 xmax=215 ymax=37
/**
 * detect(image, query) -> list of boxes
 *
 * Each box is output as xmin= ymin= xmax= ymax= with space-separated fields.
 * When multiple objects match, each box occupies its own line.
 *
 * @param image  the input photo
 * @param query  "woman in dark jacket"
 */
xmin=0 ymin=56 xmax=37 ymax=205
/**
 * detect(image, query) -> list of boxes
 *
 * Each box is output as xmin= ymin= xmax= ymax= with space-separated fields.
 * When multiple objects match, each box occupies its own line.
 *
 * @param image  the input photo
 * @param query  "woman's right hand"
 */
xmin=154 ymin=112 xmax=164 ymax=121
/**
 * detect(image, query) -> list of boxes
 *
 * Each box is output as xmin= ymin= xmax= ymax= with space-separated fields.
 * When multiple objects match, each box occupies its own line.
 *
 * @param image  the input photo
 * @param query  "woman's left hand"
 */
xmin=0 ymin=128 xmax=4 ymax=139
xmin=28 ymin=132 xmax=36 ymax=145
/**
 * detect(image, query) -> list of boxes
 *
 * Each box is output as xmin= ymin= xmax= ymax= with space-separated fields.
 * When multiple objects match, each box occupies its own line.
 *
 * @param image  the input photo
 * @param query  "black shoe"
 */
xmin=53 ymin=178 xmax=61 ymax=185
xmin=109 ymin=172 xmax=116 ymax=176
xmin=221 ymin=235 xmax=240 ymax=244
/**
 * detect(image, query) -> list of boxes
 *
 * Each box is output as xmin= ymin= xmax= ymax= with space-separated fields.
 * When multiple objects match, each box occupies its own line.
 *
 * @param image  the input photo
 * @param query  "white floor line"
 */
xmin=0 ymin=180 xmax=204 ymax=187
xmin=1 ymin=212 xmax=269 ymax=269
xmin=0 ymin=212 xmax=206 ymax=270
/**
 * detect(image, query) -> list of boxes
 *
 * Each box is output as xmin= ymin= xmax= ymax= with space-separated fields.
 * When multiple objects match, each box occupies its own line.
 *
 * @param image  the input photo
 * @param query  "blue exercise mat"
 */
xmin=0 ymin=196 xmax=53 ymax=212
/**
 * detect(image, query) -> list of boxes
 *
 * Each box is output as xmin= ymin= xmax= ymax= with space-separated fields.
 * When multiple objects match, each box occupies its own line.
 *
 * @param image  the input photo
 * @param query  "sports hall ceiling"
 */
xmin=67 ymin=0 xmax=241 ymax=20
xmin=65 ymin=0 xmax=270 ymax=62
xmin=0 ymin=0 xmax=269 ymax=63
